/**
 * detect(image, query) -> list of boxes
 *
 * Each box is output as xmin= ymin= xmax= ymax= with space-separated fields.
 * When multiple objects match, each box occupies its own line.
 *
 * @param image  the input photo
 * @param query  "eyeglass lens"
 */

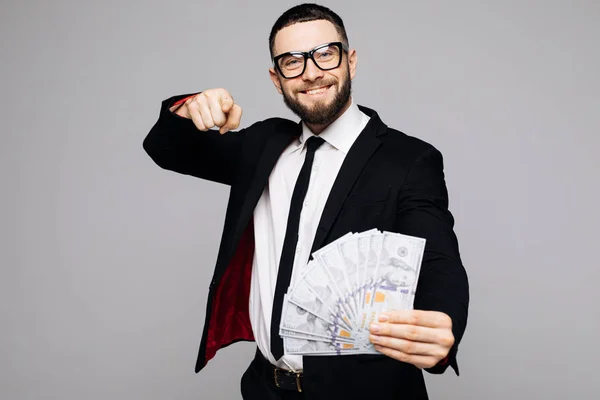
xmin=277 ymin=44 xmax=341 ymax=77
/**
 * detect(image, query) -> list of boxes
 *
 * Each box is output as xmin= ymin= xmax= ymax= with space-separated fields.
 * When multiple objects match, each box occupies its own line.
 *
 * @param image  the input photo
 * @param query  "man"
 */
xmin=143 ymin=3 xmax=469 ymax=399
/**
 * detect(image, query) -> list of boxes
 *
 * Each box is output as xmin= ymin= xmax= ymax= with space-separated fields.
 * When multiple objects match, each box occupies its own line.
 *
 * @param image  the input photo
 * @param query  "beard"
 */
xmin=281 ymin=69 xmax=352 ymax=125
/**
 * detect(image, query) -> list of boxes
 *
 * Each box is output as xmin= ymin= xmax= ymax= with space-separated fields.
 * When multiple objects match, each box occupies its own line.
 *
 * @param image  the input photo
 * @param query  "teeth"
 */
xmin=306 ymin=86 xmax=328 ymax=95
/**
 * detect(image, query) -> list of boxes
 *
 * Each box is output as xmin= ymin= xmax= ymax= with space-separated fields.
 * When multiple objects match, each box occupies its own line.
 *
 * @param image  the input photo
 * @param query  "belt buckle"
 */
xmin=273 ymin=367 xmax=303 ymax=392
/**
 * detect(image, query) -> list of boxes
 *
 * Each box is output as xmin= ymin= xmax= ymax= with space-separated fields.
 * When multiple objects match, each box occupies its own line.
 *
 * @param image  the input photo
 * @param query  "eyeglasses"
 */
xmin=273 ymin=42 xmax=349 ymax=79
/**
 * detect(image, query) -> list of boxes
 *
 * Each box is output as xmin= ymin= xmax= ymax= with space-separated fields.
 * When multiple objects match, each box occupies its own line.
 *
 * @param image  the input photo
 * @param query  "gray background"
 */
xmin=2 ymin=0 xmax=599 ymax=399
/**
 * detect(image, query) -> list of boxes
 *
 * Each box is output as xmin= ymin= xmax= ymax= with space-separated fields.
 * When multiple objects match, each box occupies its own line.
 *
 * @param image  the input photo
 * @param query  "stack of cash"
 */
xmin=280 ymin=229 xmax=426 ymax=356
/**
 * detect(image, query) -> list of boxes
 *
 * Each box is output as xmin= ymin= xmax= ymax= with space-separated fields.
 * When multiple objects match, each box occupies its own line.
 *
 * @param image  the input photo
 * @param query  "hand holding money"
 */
xmin=368 ymin=310 xmax=454 ymax=369
xmin=279 ymin=229 xmax=428 ymax=356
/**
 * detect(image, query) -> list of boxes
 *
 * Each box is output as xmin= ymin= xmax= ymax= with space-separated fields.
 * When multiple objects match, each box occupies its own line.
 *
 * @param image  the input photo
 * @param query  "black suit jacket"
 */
xmin=143 ymin=94 xmax=469 ymax=399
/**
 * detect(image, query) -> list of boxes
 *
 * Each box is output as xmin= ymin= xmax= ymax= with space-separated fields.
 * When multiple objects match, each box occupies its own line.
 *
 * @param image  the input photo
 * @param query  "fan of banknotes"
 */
xmin=279 ymin=229 xmax=426 ymax=356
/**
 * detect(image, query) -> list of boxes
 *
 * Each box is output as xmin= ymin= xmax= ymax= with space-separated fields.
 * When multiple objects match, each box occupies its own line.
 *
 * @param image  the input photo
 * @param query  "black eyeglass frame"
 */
xmin=272 ymin=41 xmax=349 ymax=79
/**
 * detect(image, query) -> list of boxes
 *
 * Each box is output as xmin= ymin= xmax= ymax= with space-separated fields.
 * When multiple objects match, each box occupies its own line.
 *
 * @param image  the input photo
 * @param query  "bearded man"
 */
xmin=143 ymin=3 xmax=469 ymax=399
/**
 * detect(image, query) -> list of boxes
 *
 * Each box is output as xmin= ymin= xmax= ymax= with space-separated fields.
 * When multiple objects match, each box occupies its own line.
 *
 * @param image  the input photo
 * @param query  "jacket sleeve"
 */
xmin=394 ymin=146 xmax=469 ymax=376
xmin=142 ymin=94 xmax=247 ymax=186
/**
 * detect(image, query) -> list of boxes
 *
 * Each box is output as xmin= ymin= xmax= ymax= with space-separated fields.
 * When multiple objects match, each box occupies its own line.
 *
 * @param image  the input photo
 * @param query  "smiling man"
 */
xmin=143 ymin=3 xmax=469 ymax=399
xmin=269 ymin=21 xmax=353 ymax=132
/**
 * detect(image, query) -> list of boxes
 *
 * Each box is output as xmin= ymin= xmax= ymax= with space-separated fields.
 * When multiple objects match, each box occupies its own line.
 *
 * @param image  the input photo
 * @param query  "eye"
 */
xmin=315 ymin=46 xmax=337 ymax=60
xmin=285 ymin=59 xmax=301 ymax=67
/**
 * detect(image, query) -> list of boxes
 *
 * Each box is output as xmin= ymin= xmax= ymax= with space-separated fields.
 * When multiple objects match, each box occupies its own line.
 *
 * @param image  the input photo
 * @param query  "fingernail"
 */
xmin=221 ymin=128 xmax=228 ymax=134
xmin=370 ymin=334 xmax=380 ymax=343
xmin=370 ymin=323 xmax=380 ymax=333
xmin=378 ymin=314 xmax=389 ymax=322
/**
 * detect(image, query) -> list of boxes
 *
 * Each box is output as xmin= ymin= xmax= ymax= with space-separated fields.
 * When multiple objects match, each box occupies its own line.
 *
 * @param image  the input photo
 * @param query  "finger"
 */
xmin=370 ymin=334 xmax=449 ymax=358
xmin=207 ymin=93 xmax=227 ymax=127
xmin=379 ymin=310 xmax=452 ymax=329
xmin=186 ymin=98 xmax=207 ymax=131
xmin=195 ymin=95 xmax=215 ymax=129
xmin=370 ymin=322 xmax=453 ymax=346
xmin=373 ymin=345 xmax=441 ymax=369
xmin=173 ymin=102 xmax=188 ymax=117
xmin=220 ymin=103 xmax=242 ymax=134
xmin=220 ymin=93 xmax=235 ymax=114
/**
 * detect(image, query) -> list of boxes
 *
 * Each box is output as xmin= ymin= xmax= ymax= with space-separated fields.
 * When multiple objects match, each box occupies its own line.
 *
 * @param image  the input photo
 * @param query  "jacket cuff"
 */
xmin=171 ymin=93 xmax=198 ymax=109
xmin=424 ymin=344 xmax=459 ymax=376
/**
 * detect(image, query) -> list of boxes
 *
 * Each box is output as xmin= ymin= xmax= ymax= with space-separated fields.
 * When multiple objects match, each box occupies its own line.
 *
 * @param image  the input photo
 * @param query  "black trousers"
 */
xmin=240 ymin=347 xmax=429 ymax=400
xmin=240 ymin=350 xmax=305 ymax=400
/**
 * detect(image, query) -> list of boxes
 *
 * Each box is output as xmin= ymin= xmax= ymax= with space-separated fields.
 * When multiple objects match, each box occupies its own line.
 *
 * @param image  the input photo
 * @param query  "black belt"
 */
xmin=253 ymin=349 xmax=304 ymax=392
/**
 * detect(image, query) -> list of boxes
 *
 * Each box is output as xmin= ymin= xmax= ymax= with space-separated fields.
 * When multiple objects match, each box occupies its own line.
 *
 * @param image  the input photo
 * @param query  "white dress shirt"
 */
xmin=249 ymin=98 xmax=370 ymax=371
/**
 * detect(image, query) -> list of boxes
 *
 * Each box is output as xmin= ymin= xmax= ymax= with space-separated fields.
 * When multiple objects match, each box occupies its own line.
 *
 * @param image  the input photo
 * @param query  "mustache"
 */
xmin=296 ymin=81 xmax=337 ymax=92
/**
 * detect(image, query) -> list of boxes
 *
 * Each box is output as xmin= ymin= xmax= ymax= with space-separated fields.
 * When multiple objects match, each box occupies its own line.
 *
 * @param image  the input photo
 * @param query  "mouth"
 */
xmin=299 ymin=85 xmax=333 ymax=96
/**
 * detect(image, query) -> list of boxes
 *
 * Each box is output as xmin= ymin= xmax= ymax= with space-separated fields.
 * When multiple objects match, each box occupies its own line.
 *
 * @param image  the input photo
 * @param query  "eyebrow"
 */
xmin=276 ymin=41 xmax=340 ymax=55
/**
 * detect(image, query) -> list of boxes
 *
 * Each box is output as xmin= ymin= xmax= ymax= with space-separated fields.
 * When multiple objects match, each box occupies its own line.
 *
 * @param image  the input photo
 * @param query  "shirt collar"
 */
xmin=299 ymin=97 xmax=368 ymax=154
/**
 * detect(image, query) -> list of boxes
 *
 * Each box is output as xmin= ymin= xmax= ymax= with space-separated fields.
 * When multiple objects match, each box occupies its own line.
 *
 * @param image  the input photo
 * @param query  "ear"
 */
xmin=269 ymin=68 xmax=283 ymax=94
xmin=347 ymin=49 xmax=357 ymax=80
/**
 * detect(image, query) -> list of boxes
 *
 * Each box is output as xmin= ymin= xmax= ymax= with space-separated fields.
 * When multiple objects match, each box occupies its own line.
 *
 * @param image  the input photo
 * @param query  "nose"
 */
xmin=302 ymin=58 xmax=324 ymax=81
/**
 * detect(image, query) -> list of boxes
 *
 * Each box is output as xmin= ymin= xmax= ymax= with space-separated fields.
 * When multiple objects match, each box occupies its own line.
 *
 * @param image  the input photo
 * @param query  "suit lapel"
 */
xmin=310 ymin=120 xmax=383 ymax=254
xmin=229 ymin=130 xmax=296 ymax=258
xmin=226 ymin=105 xmax=386 ymax=264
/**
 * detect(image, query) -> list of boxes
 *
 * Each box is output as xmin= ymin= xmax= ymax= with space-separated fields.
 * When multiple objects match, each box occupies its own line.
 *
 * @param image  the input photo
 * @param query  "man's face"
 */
xmin=269 ymin=20 xmax=357 ymax=126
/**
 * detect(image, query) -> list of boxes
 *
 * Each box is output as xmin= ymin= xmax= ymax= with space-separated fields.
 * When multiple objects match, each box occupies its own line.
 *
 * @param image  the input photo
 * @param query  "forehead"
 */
xmin=273 ymin=19 xmax=341 ymax=55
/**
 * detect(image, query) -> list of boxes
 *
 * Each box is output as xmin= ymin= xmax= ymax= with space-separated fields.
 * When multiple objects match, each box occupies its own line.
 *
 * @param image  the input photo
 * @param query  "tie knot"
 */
xmin=305 ymin=136 xmax=325 ymax=153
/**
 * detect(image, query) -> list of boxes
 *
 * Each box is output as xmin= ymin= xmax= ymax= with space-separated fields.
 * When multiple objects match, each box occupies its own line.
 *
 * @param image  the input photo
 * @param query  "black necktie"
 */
xmin=270 ymin=136 xmax=325 ymax=360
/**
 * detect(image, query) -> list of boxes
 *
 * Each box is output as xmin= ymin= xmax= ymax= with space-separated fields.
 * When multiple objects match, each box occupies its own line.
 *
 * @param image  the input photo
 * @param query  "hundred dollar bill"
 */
xmin=301 ymin=258 xmax=357 ymax=331
xmin=352 ymin=232 xmax=372 ymax=335
xmin=287 ymin=277 xmax=352 ymax=331
xmin=280 ymin=328 xmax=355 ymax=344
xmin=360 ymin=232 xmax=384 ymax=332
xmin=284 ymin=336 xmax=360 ymax=355
xmin=365 ymin=232 xmax=425 ymax=326
xmin=314 ymin=238 xmax=359 ymax=323
xmin=280 ymin=296 xmax=355 ymax=342
xmin=389 ymin=232 xmax=425 ymax=309
xmin=280 ymin=318 xmax=355 ymax=344
xmin=356 ymin=231 xmax=373 ymax=305
xmin=345 ymin=229 xmax=379 ymax=325
xmin=281 ymin=328 xmax=320 ymax=340
xmin=338 ymin=235 xmax=361 ymax=317
xmin=337 ymin=234 xmax=361 ymax=290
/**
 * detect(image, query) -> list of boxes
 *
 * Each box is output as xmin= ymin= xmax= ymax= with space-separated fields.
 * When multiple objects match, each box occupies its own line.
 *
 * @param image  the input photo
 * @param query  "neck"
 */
xmin=305 ymin=99 xmax=353 ymax=135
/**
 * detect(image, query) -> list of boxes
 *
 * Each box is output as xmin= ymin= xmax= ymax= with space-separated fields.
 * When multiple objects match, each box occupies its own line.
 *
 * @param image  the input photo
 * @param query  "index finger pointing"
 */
xmin=220 ymin=95 xmax=234 ymax=113
xmin=220 ymin=103 xmax=242 ymax=134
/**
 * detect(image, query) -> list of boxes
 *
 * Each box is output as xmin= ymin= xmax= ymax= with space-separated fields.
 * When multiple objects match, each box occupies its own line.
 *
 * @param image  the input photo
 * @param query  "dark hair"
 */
xmin=268 ymin=3 xmax=349 ymax=59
